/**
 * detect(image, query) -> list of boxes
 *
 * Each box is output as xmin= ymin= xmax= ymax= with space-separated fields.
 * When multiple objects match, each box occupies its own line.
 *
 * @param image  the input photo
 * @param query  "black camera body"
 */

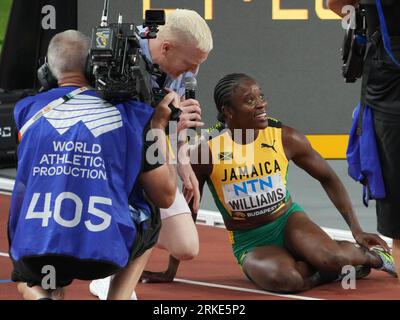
xmin=36 ymin=1 xmax=181 ymax=121
xmin=341 ymin=6 xmax=368 ymax=83
xmin=88 ymin=8 xmax=165 ymax=105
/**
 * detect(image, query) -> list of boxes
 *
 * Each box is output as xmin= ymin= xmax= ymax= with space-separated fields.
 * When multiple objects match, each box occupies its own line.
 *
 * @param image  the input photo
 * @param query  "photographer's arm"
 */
xmin=139 ymin=92 xmax=180 ymax=208
xmin=327 ymin=0 xmax=360 ymax=16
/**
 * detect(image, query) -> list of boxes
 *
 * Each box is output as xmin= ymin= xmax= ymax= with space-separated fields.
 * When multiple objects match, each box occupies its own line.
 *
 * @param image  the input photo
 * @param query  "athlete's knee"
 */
xmin=172 ymin=248 xmax=198 ymax=261
xmin=254 ymin=268 xmax=305 ymax=293
xmin=243 ymin=259 xmax=304 ymax=293
xmin=170 ymin=240 xmax=199 ymax=261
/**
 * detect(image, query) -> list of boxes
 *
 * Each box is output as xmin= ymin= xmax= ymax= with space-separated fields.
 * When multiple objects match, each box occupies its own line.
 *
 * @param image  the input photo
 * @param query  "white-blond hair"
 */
xmin=157 ymin=9 xmax=213 ymax=53
xmin=47 ymin=30 xmax=90 ymax=79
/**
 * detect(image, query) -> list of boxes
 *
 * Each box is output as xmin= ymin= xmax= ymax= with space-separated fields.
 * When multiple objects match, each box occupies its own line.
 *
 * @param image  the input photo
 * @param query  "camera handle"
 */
xmin=152 ymin=87 xmax=181 ymax=122
xmin=168 ymin=102 xmax=182 ymax=122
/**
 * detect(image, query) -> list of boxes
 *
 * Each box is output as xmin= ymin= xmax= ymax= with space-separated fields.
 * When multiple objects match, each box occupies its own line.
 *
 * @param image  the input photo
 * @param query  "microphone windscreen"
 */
xmin=184 ymin=75 xmax=197 ymax=91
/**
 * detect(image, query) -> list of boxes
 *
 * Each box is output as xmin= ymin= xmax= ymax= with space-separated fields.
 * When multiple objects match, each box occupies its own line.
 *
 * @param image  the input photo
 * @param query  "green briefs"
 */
xmin=230 ymin=202 xmax=305 ymax=265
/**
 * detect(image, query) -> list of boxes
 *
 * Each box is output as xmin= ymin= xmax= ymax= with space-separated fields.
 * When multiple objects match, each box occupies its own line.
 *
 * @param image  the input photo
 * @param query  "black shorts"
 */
xmin=373 ymin=110 xmax=400 ymax=239
xmin=366 ymin=36 xmax=400 ymax=116
xmin=129 ymin=202 xmax=161 ymax=260
xmin=11 ymin=255 xmax=120 ymax=288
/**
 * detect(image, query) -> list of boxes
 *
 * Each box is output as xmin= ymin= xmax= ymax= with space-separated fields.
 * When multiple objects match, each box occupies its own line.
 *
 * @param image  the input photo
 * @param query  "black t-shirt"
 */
xmin=359 ymin=1 xmax=400 ymax=116
xmin=361 ymin=1 xmax=400 ymax=36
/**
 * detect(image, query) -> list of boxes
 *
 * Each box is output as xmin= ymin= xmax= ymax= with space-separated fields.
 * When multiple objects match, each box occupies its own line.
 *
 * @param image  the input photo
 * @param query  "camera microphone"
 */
xmin=100 ymin=0 xmax=109 ymax=27
xmin=184 ymin=75 xmax=197 ymax=100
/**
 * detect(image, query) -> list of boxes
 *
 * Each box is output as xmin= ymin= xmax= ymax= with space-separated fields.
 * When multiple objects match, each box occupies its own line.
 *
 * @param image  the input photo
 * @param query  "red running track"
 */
xmin=1 ymin=193 xmax=399 ymax=300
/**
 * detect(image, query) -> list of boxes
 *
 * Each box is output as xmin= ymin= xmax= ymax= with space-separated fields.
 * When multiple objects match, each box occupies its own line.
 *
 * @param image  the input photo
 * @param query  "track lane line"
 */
xmin=174 ymin=278 xmax=323 ymax=300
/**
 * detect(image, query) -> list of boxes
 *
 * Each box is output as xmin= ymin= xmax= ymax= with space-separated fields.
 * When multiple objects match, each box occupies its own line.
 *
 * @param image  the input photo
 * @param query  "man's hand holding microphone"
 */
xmin=177 ymin=76 xmax=204 ymax=214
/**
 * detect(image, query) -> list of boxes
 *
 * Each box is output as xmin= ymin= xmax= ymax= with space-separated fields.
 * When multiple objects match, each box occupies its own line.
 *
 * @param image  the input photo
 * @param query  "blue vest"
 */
xmin=9 ymin=87 xmax=154 ymax=268
xmin=347 ymin=104 xmax=386 ymax=206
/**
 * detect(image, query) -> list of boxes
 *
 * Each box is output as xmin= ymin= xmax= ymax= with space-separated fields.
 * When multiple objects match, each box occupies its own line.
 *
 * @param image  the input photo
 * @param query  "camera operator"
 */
xmin=89 ymin=8 xmax=213 ymax=298
xmin=328 ymin=0 xmax=400 ymax=279
xmin=8 ymin=30 xmax=177 ymax=300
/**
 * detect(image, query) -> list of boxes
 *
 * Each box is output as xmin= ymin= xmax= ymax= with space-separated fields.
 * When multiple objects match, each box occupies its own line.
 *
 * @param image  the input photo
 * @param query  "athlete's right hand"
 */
xmin=353 ymin=231 xmax=391 ymax=253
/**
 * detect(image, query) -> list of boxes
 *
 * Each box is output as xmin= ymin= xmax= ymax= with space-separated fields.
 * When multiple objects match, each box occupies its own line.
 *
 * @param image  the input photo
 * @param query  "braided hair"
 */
xmin=213 ymin=73 xmax=253 ymax=123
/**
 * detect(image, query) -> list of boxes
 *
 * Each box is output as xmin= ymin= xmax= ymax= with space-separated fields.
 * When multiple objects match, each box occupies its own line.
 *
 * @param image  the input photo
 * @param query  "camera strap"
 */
xmin=18 ymin=86 xmax=90 ymax=140
xmin=376 ymin=0 xmax=400 ymax=67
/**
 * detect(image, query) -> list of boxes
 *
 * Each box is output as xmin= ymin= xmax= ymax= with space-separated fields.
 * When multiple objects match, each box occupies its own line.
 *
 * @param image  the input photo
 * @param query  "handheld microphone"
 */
xmin=184 ymin=75 xmax=200 ymax=135
xmin=184 ymin=75 xmax=197 ymax=100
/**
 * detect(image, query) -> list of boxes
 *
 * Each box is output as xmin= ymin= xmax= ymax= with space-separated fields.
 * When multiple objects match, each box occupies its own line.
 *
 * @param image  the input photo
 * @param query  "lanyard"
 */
xmin=19 ymin=87 xmax=90 ymax=139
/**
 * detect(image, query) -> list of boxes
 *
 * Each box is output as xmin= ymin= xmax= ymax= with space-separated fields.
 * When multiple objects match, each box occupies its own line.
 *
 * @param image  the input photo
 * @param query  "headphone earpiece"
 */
xmin=84 ymin=55 xmax=95 ymax=87
xmin=37 ymin=61 xmax=58 ymax=92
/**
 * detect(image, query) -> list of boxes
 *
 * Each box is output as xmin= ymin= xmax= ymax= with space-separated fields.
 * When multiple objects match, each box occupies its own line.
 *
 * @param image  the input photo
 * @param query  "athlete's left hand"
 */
xmin=353 ymin=231 xmax=391 ymax=252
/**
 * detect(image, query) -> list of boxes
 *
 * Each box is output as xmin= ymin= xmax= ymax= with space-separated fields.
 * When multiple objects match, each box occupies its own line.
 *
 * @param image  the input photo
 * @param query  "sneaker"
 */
xmin=354 ymin=265 xmax=371 ymax=279
xmin=89 ymin=276 xmax=138 ymax=300
xmin=335 ymin=265 xmax=371 ymax=282
xmin=372 ymin=247 xmax=398 ymax=277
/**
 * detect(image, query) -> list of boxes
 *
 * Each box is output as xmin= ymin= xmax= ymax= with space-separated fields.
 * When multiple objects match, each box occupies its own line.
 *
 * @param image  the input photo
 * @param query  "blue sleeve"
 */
xmin=129 ymin=101 xmax=154 ymax=124
xmin=122 ymin=100 xmax=154 ymax=131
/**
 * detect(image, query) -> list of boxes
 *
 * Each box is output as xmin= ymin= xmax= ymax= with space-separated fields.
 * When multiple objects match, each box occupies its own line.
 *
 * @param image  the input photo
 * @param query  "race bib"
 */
xmin=222 ymin=174 xmax=286 ymax=220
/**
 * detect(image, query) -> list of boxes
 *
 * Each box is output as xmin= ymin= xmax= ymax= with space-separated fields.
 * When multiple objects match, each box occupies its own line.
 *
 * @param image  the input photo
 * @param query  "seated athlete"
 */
xmin=187 ymin=73 xmax=397 ymax=293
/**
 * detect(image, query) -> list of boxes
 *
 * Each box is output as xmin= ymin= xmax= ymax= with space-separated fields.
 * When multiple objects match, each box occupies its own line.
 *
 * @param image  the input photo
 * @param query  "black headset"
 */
xmin=37 ymin=59 xmax=58 ymax=92
xmin=37 ymin=56 xmax=95 ymax=92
